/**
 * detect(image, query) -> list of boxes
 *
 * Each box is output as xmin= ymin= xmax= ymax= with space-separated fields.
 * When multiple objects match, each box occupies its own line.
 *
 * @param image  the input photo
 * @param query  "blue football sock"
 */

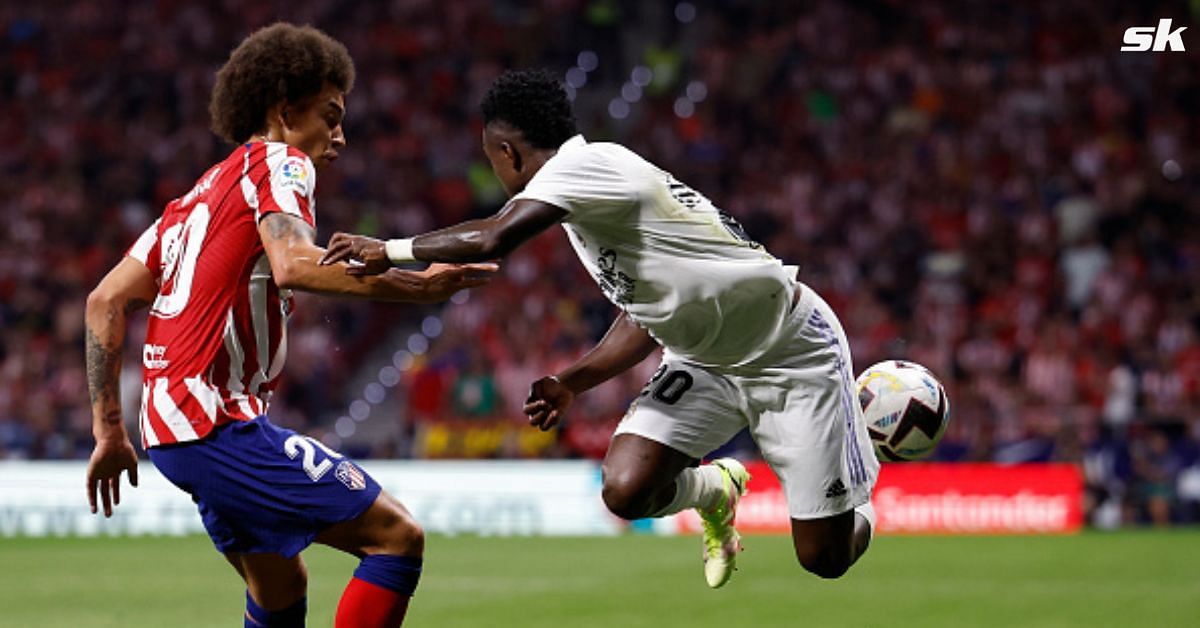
xmin=353 ymin=554 xmax=423 ymax=595
xmin=245 ymin=590 xmax=306 ymax=627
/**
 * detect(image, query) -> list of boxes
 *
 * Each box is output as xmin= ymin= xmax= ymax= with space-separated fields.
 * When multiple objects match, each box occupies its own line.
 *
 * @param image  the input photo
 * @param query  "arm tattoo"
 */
xmin=85 ymin=313 xmax=122 ymax=408
xmin=263 ymin=213 xmax=315 ymax=243
xmin=99 ymin=408 xmax=123 ymax=428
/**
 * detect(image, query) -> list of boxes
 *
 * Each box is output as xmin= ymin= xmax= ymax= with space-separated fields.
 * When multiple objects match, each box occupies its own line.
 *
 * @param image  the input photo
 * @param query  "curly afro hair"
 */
xmin=210 ymin=23 xmax=354 ymax=144
xmin=481 ymin=69 xmax=578 ymax=149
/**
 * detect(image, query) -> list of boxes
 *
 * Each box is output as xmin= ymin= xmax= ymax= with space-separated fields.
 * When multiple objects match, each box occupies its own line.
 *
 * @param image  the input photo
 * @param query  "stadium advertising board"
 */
xmin=0 ymin=461 xmax=619 ymax=538
xmin=873 ymin=463 xmax=1084 ymax=534
xmin=2 ymin=461 xmax=1083 ymax=538
xmin=670 ymin=462 xmax=1084 ymax=535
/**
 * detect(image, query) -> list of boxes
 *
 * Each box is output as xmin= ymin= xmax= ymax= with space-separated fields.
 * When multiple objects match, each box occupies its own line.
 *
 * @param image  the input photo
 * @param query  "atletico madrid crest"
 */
xmin=335 ymin=461 xmax=367 ymax=491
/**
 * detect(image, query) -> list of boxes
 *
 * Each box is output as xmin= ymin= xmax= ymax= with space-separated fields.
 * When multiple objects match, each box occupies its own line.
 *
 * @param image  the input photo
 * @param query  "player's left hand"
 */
xmin=86 ymin=438 xmax=139 ymax=517
xmin=525 ymin=375 xmax=574 ymax=431
xmin=320 ymin=232 xmax=391 ymax=275
xmin=417 ymin=262 xmax=500 ymax=302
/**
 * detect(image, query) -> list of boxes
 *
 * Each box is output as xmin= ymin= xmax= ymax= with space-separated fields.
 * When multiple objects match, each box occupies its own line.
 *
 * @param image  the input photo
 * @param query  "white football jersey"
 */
xmin=513 ymin=135 xmax=799 ymax=366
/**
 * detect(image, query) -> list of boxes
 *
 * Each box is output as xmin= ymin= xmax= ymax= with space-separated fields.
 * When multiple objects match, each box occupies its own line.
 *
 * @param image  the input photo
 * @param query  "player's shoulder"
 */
xmin=279 ymin=143 xmax=309 ymax=160
xmin=241 ymin=142 xmax=316 ymax=192
xmin=552 ymin=138 xmax=649 ymax=175
xmin=242 ymin=141 xmax=314 ymax=170
xmin=568 ymin=137 xmax=638 ymax=158
xmin=278 ymin=143 xmax=315 ymax=172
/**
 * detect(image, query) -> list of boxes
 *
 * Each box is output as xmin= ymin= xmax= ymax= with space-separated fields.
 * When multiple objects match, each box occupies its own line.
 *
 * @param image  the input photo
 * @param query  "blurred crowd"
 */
xmin=1 ymin=0 xmax=1198 ymax=526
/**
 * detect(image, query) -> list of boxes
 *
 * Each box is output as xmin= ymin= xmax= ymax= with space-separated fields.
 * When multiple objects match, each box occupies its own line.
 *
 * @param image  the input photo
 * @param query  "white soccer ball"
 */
xmin=856 ymin=360 xmax=950 ymax=461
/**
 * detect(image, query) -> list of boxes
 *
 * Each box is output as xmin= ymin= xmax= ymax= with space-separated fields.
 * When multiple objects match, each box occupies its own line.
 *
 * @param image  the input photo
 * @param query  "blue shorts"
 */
xmin=148 ymin=416 xmax=382 ymax=557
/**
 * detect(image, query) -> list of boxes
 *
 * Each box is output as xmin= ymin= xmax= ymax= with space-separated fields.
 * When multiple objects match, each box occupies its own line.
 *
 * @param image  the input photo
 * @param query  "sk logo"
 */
xmin=1122 ymin=18 xmax=1187 ymax=52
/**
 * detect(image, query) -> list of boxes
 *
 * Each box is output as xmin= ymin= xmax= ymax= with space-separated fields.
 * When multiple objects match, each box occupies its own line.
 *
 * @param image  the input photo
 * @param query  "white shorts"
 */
xmin=614 ymin=285 xmax=879 ymax=519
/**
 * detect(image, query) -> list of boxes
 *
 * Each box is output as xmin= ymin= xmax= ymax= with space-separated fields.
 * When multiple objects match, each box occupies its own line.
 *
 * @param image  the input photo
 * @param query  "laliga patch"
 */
xmin=335 ymin=460 xmax=367 ymax=490
xmin=277 ymin=156 xmax=311 ymax=193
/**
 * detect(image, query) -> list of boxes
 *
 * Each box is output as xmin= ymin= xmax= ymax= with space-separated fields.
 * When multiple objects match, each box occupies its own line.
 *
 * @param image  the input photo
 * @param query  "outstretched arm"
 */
xmin=319 ymin=199 xmax=567 ymax=272
xmin=85 ymin=257 xmax=156 ymax=516
xmin=524 ymin=312 xmax=660 ymax=431
xmin=411 ymin=199 xmax=568 ymax=262
xmin=258 ymin=213 xmax=496 ymax=302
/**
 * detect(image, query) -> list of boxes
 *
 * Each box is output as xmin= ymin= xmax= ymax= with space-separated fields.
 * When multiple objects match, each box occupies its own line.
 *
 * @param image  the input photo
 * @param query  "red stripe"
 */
xmin=167 ymin=380 xmax=215 ymax=437
xmin=209 ymin=319 xmax=233 ymax=398
xmin=264 ymin=287 xmax=283 ymax=382
xmin=139 ymin=388 xmax=156 ymax=449
xmin=221 ymin=397 xmax=253 ymax=422
xmin=252 ymin=144 xmax=283 ymax=218
xmin=246 ymin=143 xmax=276 ymax=216
xmin=295 ymin=180 xmax=314 ymax=225
xmin=143 ymin=388 xmax=179 ymax=446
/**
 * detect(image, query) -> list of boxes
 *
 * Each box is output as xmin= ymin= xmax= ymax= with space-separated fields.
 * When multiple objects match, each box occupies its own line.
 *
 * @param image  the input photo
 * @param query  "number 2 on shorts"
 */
xmin=284 ymin=434 xmax=343 ymax=481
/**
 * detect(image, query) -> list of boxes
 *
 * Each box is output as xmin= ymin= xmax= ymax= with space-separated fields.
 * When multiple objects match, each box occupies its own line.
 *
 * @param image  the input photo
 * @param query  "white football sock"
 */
xmin=649 ymin=465 xmax=726 ymax=518
xmin=855 ymin=501 xmax=877 ymax=540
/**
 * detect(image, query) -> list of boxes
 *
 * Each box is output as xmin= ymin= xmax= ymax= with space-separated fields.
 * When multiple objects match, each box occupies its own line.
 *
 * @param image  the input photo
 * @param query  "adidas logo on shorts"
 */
xmin=825 ymin=478 xmax=847 ymax=498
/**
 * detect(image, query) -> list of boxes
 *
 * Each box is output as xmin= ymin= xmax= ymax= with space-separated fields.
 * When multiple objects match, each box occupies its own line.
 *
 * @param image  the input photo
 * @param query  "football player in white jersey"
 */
xmin=322 ymin=69 xmax=879 ymax=588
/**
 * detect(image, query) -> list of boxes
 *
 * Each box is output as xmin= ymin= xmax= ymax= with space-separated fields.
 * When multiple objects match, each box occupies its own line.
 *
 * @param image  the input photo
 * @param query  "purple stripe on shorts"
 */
xmin=808 ymin=309 xmax=867 ymax=486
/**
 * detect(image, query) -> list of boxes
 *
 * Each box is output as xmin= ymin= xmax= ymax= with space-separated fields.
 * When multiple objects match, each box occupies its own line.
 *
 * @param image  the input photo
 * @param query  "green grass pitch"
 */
xmin=2 ymin=532 xmax=1197 ymax=627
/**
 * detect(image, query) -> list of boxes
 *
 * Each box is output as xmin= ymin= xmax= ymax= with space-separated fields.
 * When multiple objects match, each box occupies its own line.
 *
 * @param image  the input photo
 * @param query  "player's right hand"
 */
xmin=320 ymin=232 xmax=391 ymax=275
xmin=524 ymin=376 xmax=574 ymax=431
xmin=86 ymin=438 xmax=139 ymax=517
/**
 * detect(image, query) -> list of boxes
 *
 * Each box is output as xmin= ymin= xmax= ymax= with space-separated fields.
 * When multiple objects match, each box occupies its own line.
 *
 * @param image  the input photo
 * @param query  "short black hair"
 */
xmin=481 ymin=69 xmax=578 ymax=149
xmin=210 ymin=23 xmax=355 ymax=144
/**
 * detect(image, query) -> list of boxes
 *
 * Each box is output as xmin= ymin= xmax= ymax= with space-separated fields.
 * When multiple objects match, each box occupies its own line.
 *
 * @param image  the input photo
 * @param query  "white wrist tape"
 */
xmin=385 ymin=238 xmax=417 ymax=264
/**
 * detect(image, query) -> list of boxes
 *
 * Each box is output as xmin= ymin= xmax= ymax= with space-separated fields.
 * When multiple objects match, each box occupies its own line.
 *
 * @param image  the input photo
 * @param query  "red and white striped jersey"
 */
xmin=127 ymin=141 xmax=317 ymax=448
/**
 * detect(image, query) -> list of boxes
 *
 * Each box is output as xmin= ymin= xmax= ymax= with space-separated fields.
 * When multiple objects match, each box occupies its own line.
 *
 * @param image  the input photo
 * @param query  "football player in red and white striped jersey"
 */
xmin=83 ymin=23 xmax=493 ymax=628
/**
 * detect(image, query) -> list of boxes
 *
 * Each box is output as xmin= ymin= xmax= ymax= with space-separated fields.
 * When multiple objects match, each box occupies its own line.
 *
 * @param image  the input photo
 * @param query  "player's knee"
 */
xmin=601 ymin=475 xmax=654 ymax=520
xmin=378 ymin=504 xmax=425 ymax=557
xmin=247 ymin=560 xmax=308 ymax=609
xmin=794 ymin=545 xmax=851 ymax=580
xmin=287 ymin=563 xmax=310 ymax=595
